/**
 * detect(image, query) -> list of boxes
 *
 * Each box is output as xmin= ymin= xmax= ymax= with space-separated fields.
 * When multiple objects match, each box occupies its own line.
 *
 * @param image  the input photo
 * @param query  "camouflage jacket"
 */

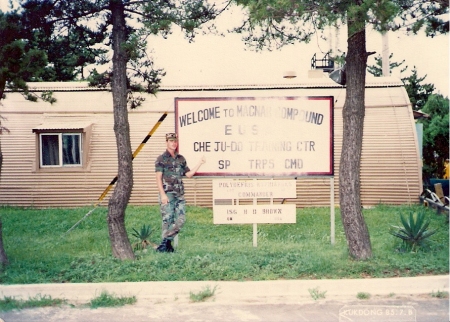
xmin=155 ymin=150 xmax=190 ymax=196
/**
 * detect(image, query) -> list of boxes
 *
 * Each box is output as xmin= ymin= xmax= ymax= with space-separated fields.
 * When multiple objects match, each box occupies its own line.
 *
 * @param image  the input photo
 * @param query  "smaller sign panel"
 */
xmin=213 ymin=179 xmax=296 ymax=199
xmin=213 ymin=204 xmax=296 ymax=224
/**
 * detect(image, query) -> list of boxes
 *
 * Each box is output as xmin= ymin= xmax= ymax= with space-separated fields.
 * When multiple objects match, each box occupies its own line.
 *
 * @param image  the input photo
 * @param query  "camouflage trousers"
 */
xmin=159 ymin=193 xmax=186 ymax=240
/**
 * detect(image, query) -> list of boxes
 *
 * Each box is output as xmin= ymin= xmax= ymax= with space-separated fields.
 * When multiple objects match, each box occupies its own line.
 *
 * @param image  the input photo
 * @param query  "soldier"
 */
xmin=155 ymin=133 xmax=205 ymax=252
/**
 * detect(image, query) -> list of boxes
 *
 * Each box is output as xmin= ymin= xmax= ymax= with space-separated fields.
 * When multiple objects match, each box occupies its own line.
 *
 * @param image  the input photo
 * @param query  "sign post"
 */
xmin=253 ymin=183 xmax=257 ymax=247
xmin=330 ymin=177 xmax=335 ymax=245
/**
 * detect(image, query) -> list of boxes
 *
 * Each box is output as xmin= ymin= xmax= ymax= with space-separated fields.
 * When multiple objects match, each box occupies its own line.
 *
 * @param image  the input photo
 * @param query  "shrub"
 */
xmin=308 ymin=287 xmax=326 ymax=300
xmin=131 ymin=224 xmax=153 ymax=251
xmin=89 ymin=291 xmax=136 ymax=308
xmin=356 ymin=292 xmax=371 ymax=300
xmin=0 ymin=294 xmax=66 ymax=312
xmin=189 ymin=285 xmax=217 ymax=302
xmin=431 ymin=290 xmax=449 ymax=299
xmin=389 ymin=211 xmax=437 ymax=252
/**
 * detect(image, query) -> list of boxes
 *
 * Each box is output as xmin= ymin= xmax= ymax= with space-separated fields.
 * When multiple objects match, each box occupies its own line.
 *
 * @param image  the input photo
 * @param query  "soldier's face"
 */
xmin=166 ymin=139 xmax=178 ymax=150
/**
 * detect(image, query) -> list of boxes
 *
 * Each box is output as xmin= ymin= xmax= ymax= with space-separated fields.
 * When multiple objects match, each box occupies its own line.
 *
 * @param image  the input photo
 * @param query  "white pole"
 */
xmin=330 ymin=177 xmax=335 ymax=245
xmin=253 ymin=179 xmax=257 ymax=247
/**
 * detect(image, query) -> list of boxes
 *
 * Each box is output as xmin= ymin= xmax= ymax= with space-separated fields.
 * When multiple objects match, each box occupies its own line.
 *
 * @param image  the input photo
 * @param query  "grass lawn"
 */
xmin=0 ymin=204 xmax=448 ymax=284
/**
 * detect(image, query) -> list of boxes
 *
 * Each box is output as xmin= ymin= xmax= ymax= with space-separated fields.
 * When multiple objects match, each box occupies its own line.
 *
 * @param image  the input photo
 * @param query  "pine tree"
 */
xmin=0 ymin=9 xmax=52 ymax=266
xmin=19 ymin=0 xmax=224 ymax=259
xmin=368 ymin=56 xmax=435 ymax=111
xmin=233 ymin=0 xmax=448 ymax=259
xmin=403 ymin=68 xmax=436 ymax=111
xmin=420 ymin=94 xmax=449 ymax=180
xmin=367 ymin=53 xmax=407 ymax=77
xmin=0 ymin=5 xmax=104 ymax=264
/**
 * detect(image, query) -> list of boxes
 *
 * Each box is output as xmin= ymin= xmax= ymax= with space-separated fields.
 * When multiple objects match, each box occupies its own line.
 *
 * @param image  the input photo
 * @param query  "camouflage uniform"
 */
xmin=155 ymin=150 xmax=191 ymax=240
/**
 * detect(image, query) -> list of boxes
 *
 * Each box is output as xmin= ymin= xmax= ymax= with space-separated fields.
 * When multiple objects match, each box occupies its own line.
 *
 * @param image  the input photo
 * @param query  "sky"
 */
xmin=149 ymin=6 xmax=449 ymax=97
xmin=1 ymin=1 xmax=448 ymax=97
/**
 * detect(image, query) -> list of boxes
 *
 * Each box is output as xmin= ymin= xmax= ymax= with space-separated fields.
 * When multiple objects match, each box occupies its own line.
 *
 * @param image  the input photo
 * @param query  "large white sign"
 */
xmin=175 ymin=96 xmax=334 ymax=177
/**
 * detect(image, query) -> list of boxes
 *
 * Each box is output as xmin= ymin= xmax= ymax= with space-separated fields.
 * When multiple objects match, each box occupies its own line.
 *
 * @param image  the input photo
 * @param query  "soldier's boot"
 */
xmin=165 ymin=239 xmax=175 ymax=253
xmin=156 ymin=238 xmax=169 ymax=252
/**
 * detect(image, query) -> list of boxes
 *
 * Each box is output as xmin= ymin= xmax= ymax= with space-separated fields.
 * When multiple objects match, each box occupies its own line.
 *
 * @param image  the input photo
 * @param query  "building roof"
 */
xmin=1 ymin=77 xmax=410 ymax=115
xmin=18 ymin=75 xmax=403 ymax=92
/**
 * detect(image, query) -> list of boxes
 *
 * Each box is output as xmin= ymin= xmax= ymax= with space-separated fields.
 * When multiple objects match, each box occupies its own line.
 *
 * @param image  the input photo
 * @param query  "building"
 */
xmin=0 ymin=76 xmax=421 ymax=208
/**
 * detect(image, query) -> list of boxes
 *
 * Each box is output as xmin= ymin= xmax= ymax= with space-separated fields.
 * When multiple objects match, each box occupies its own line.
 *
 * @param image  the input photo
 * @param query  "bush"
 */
xmin=389 ymin=211 xmax=437 ymax=252
xmin=131 ymin=224 xmax=153 ymax=251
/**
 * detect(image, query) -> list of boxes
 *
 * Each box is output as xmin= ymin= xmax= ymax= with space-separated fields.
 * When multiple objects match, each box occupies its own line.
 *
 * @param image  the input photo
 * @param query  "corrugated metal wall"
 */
xmin=0 ymin=80 xmax=421 ymax=208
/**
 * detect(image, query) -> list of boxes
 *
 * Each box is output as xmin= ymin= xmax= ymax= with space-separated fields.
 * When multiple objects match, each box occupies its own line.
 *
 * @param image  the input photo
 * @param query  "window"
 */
xmin=32 ymin=122 xmax=93 ymax=172
xmin=40 ymin=133 xmax=82 ymax=167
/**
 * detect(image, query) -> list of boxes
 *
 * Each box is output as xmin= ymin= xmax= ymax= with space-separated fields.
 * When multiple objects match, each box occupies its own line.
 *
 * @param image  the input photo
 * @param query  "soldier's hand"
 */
xmin=161 ymin=194 xmax=169 ymax=204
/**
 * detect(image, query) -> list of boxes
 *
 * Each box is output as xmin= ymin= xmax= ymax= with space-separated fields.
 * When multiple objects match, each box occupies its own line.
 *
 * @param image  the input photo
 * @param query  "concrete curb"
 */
xmin=0 ymin=275 xmax=448 ymax=305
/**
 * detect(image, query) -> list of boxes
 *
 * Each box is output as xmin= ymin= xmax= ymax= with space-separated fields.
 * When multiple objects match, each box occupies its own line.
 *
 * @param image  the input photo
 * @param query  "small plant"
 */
xmin=131 ymin=224 xmax=153 ymax=251
xmin=389 ymin=211 xmax=437 ymax=251
xmin=431 ymin=290 xmax=449 ymax=299
xmin=356 ymin=292 xmax=371 ymax=300
xmin=189 ymin=285 xmax=217 ymax=302
xmin=0 ymin=294 xmax=66 ymax=312
xmin=308 ymin=287 xmax=326 ymax=300
xmin=89 ymin=291 xmax=136 ymax=309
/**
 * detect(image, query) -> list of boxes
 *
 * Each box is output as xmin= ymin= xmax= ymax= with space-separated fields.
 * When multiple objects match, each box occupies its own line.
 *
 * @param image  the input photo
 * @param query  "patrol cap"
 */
xmin=166 ymin=133 xmax=178 ymax=141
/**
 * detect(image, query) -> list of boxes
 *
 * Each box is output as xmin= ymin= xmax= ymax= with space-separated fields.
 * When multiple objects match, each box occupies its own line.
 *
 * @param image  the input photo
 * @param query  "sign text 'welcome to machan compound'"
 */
xmin=175 ymin=96 xmax=334 ymax=177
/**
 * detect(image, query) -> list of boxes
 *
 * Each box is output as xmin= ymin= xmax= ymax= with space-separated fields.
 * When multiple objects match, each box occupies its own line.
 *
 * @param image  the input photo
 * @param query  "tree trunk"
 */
xmin=0 ymin=139 xmax=9 ymax=266
xmin=0 ymin=77 xmax=6 ymax=100
xmin=108 ymin=0 xmax=135 ymax=260
xmin=339 ymin=14 xmax=372 ymax=260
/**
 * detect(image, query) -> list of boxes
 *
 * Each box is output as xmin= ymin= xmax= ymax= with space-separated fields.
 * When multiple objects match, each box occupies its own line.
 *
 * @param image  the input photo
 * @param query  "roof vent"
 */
xmin=311 ymin=53 xmax=334 ymax=73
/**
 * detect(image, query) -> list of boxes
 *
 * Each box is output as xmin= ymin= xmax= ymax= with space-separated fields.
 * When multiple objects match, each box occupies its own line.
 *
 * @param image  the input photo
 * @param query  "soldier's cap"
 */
xmin=166 ymin=133 xmax=178 ymax=141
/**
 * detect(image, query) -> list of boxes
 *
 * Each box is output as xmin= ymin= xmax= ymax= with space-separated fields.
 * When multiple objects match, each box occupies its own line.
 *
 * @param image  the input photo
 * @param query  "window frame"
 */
xmin=39 ymin=132 xmax=83 ymax=168
xmin=32 ymin=124 xmax=92 ymax=172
